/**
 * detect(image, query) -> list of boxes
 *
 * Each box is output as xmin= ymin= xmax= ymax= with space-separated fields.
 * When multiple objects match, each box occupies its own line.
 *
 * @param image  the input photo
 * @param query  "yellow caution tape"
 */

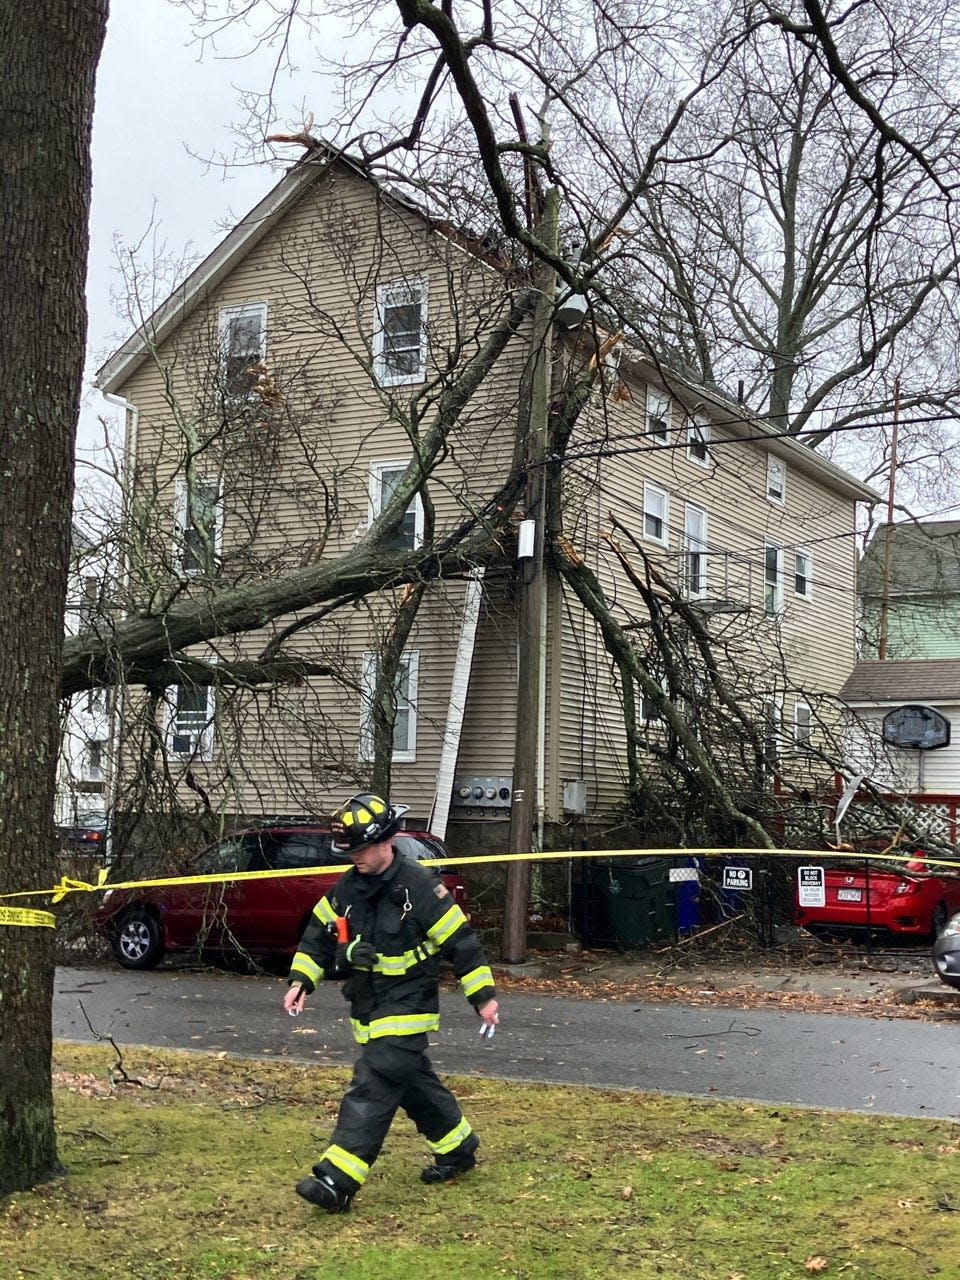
xmin=1 ymin=844 xmax=960 ymax=915
xmin=0 ymin=906 xmax=56 ymax=929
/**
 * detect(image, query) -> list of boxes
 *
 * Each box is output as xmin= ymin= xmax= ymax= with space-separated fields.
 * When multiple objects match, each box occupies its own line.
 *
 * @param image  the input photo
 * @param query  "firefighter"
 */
xmin=283 ymin=792 xmax=499 ymax=1212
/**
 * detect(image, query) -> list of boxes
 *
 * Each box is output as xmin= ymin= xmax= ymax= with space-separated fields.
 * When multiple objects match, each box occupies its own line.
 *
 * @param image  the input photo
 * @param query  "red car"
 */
xmin=794 ymin=859 xmax=960 ymax=941
xmin=96 ymin=822 xmax=467 ymax=969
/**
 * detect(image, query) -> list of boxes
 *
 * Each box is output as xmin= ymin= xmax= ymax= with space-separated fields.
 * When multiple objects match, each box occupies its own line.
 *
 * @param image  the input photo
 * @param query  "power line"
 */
xmin=556 ymin=407 xmax=960 ymax=470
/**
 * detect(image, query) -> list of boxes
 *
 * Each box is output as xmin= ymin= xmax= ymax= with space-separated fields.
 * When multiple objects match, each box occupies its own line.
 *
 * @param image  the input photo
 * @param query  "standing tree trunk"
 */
xmin=0 ymin=2 xmax=107 ymax=1195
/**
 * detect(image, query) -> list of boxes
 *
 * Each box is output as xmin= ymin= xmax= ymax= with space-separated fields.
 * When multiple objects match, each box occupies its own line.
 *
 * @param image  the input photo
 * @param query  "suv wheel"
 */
xmin=112 ymin=909 xmax=165 ymax=969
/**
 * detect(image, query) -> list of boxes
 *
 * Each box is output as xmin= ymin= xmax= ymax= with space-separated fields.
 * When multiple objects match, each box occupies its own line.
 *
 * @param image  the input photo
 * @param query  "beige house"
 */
xmin=97 ymin=149 xmax=877 ymax=856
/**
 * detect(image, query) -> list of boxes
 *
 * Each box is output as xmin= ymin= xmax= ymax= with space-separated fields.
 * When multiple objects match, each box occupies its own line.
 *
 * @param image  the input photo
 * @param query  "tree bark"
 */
xmin=0 ymin=1 xmax=107 ymax=1194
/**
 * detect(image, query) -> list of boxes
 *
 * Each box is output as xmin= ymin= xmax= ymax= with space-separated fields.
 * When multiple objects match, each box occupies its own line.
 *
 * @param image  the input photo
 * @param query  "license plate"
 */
xmin=837 ymin=888 xmax=862 ymax=902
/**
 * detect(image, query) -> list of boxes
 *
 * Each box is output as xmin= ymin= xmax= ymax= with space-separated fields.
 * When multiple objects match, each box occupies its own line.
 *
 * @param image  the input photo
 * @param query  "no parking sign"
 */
xmin=722 ymin=865 xmax=753 ymax=892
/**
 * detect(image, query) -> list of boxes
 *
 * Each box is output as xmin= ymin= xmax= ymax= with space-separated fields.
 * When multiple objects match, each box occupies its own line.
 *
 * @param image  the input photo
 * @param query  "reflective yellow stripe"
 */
xmin=290 ymin=953 xmax=323 ymax=986
xmin=427 ymin=904 xmax=467 ymax=946
xmin=313 ymin=897 xmax=337 ymax=926
xmin=369 ymin=1012 xmax=439 ymax=1038
xmin=350 ymin=1012 xmax=440 ymax=1043
xmin=429 ymin=1118 xmax=473 ymax=1155
xmin=350 ymin=1018 xmax=370 ymax=1044
xmin=460 ymin=965 xmax=494 ymax=998
xmin=374 ymin=943 xmax=438 ymax=975
xmin=323 ymin=1144 xmax=369 ymax=1185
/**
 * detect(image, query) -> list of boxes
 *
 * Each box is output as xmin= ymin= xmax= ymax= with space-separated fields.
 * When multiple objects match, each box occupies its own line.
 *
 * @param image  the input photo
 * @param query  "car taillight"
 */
xmin=892 ymin=879 xmax=921 ymax=896
xmin=82 ymin=830 xmax=104 ymax=843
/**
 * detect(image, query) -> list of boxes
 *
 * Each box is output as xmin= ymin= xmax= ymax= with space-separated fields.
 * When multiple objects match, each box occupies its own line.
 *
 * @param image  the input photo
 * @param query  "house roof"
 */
xmin=858 ymin=520 xmax=960 ymax=598
xmin=839 ymin=658 xmax=960 ymax=704
xmin=95 ymin=142 xmax=878 ymax=505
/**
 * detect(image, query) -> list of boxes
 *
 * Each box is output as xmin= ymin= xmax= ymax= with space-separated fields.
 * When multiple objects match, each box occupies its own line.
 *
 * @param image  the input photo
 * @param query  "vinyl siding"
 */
xmin=113 ymin=165 xmax=526 ymax=820
xmin=109 ymin=159 xmax=867 ymax=833
xmin=859 ymin=598 xmax=960 ymax=659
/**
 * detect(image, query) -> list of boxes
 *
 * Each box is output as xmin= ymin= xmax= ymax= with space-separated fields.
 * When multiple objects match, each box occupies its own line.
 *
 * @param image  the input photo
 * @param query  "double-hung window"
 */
xmin=169 ymin=682 xmax=215 ymax=762
xmin=646 ymin=388 xmax=670 ymax=444
xmin=374 ymin=279 xmax=427 ymax=386
xmin=794 ymin=547 xmax=813 ymax=600
xmin=766 ymin=455 xmax=786 ymax=505
xmin=643 ymin=481 xmax=669 ymax=546
xmin=764 ymin=541 xmax=784 ymax=617
xmin=174 ymin=476 xmax=222 ymax=575
xmin=219 ymin=303 xmax=267 ymax=399
xmin=686 ymin=415 xmax=711 ymax=467
xmin=360 ymin=651 xmax=419 ymax=762
xmin=794 ymin=700 xmax=813 ymax=746
xmin=369 ymin=461 xmax=424 ymax=551
xmin=683 ymin=503 xmax=708 ymax=599
xmin=83 ymin=738 xmax=105 ymax=782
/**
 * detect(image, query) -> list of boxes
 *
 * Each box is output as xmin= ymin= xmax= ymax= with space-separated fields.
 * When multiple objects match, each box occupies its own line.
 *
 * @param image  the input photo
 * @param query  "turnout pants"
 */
xmin=315 ymin=1034 xmax=477 ymax=1192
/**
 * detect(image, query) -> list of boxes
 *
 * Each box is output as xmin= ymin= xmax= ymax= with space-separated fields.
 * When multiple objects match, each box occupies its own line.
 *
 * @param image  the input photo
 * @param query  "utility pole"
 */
xmin=877 ymin=377 xmax=900 ymax=661
xmin=501 ymin=185 xmax=560 ymax=965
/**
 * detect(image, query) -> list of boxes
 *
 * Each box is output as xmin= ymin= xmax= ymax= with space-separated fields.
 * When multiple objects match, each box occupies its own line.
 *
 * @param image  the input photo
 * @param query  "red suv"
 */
xmin=95 ymin=822 xmax=467 ymax=970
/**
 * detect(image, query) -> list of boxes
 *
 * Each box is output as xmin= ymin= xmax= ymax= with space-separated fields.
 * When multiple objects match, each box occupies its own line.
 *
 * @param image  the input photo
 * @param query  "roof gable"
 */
xmin=859 ymin=521 xmax=960 ymax=597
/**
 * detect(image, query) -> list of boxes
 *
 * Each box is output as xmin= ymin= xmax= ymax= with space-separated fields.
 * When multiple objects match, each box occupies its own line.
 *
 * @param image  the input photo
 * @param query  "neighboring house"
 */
xmin=858 ymin=520 xmax=960 ymax=659
xmin=838 ymin=659 xmax=960 ymax=842
xmin=95 ymin=147 xmax=876 ymax=853
xmin=57 ymin=526 xmax=111 ymax=826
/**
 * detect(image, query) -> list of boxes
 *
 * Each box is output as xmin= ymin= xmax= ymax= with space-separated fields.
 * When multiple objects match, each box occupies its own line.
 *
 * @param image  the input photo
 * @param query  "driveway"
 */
xmin=54 ymin=964 xmax=960 ymax=1121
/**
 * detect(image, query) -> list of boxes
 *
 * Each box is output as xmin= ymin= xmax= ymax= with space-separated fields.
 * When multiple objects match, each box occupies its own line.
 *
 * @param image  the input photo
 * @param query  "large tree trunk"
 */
xmin=0 ymin=2 xmax=107 ymax=1195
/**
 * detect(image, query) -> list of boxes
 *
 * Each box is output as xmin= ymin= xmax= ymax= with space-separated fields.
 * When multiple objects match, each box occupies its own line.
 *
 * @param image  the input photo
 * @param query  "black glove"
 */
xmin=336 ymin=937 xmax=378 ymax=970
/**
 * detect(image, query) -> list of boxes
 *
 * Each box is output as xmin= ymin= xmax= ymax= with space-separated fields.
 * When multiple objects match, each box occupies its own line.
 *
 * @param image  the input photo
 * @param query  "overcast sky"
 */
xmin=81 ymin=1 xmax=344 ymax=456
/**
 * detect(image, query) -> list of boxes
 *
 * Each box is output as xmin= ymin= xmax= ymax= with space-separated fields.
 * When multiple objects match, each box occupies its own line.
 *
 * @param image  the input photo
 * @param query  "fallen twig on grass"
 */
xmin=77 ymin=999 xmax=169 ymax=1090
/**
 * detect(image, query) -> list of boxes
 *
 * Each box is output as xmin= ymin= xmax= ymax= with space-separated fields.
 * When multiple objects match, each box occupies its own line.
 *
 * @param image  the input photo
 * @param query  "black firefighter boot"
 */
xmin=295 ymin=1169 xmax=354 ymax=1213
xmin=421 ymin=1134 xmax=480 ymax=1184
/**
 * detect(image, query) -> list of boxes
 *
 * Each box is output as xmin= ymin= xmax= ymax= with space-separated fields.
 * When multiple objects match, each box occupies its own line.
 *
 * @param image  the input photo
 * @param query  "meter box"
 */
xmin=451 ymin=775 xmax=513 ymax=808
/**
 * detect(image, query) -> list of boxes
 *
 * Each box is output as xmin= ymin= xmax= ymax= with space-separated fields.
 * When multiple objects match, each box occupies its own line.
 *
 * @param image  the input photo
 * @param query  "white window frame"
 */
xmin=794 ymin=700 xmax=813 ymax=746
xmin=794 ymin=547 xmax=814 ymax=600
xmin=167 ymin=682 xmax=216 ymax=763
xmin=683 ymin=503 xmax=709 ymax=600
xmin=359 ymin=650 xmax=420 ymax=763
xmin=763 ymin=695 xmax=782 ymax=770
xmin=642 ymin=481 xmax=670 ymax=547
xmin=83 ymin=737 xmax=105 ymax=782
xmin=764 ymin=540 xmax=784 ymax=617
xmin=368 ymin=460 xmax=425 ymax=551
xmin=645 ymin=388 xmax=670 ymax=444
xmin=174 ymin=476 xmax=223 ymax=576
xmin=373 ymin=278 xmax=427 ymax=387
xmin=218 ymin=302 xmax=267 ymax=399
xmin=686 ymin=415 xmax=711 ymax=467
xmin=766 ymin=454 xmax=786 ymax=505
xmin=640 ymin=673 xmax=669 ymax=721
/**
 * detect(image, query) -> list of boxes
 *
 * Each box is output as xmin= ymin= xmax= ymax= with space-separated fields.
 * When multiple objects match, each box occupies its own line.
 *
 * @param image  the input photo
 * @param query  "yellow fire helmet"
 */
xmin=330 ymin=792 xmax=402 ymax=854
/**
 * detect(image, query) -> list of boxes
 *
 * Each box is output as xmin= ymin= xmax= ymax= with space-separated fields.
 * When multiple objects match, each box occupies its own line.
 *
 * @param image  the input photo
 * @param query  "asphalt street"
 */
xmin=53 ymin=964 xmax=960 ymax=1121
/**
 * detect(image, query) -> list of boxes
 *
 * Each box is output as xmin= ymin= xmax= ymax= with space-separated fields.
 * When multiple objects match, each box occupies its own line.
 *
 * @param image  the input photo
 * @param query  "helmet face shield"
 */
xmin=330 ymin=792 xmax=400 ymax=855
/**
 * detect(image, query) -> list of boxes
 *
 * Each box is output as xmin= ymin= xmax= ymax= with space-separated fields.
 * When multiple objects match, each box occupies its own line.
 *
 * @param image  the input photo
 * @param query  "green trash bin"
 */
xmin=596 ymin=858 xmax=678 ymax=949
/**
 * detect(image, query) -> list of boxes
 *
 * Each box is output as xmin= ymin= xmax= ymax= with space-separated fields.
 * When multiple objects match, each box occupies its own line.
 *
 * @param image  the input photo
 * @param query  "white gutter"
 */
xmin=428 ymin=569 xmax=485 ymax=839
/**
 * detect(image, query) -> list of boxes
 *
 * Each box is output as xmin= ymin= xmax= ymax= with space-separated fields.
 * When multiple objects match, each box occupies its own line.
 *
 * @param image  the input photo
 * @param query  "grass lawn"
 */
xmin=1 ymin=1043 xmax=959 ymax=1279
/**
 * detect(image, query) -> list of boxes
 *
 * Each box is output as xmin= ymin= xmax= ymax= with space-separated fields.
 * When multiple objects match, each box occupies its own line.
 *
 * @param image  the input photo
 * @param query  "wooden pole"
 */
xmin=501 ymin=185 xmax=559 ymax=965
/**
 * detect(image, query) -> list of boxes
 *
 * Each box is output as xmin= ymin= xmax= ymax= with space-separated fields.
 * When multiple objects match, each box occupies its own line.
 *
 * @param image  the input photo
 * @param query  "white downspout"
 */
xmin=428 ymin=569 xmax=485 ymax=839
